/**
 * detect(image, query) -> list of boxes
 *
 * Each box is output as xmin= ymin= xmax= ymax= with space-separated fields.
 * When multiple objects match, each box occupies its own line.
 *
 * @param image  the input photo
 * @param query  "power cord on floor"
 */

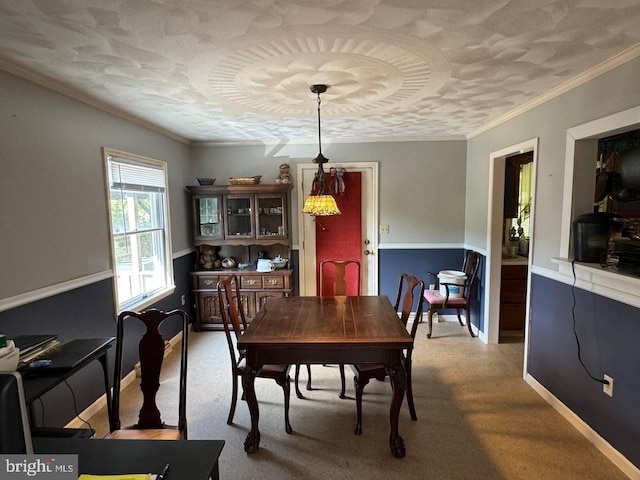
xmin=59 ymin=374 xmax=94 ymax=431
xmin=570 ymin=260 xmax=609 ymax=386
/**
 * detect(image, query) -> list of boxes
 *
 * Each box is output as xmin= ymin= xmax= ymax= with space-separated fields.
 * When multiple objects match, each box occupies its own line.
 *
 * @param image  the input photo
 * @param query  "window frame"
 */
xmin=103 ymin=148 xmax=175 ymax=313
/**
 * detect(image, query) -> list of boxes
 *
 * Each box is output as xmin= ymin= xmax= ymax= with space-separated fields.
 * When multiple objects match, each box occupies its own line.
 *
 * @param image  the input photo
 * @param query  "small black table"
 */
xmin=20 ymin=337 xmax=115 ymax=429
xmin=33 ymin=438 xmax=225 ymax=480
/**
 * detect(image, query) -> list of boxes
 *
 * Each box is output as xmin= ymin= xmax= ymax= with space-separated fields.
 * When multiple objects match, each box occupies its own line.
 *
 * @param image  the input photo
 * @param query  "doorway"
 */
xmin=486 ymin=138 xmax=538 ymax=376
xmin=296 ymin=162 xmax=379 ymax=296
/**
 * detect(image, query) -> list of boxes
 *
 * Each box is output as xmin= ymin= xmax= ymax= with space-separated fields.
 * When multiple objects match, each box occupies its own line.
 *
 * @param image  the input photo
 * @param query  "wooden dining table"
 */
xmin=237 ymin=295 xmax=413 ymax=458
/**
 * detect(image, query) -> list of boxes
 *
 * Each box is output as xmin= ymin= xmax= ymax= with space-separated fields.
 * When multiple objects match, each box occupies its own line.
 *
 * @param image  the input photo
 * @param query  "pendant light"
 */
xmin=302 ymin=84 xmax=341 ymax=216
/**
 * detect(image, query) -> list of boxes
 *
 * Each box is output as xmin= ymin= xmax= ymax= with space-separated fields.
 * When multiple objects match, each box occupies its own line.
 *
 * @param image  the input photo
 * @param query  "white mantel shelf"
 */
xmin=551 ymin=258 xmax=640 ymax=309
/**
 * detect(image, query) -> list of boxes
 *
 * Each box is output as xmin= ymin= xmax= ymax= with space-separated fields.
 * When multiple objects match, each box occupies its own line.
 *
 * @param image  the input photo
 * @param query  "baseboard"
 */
xmin=526 ymin=373 xmax=640 ymax=480
xmin=65 ymin=331 xmax=184 ymax=430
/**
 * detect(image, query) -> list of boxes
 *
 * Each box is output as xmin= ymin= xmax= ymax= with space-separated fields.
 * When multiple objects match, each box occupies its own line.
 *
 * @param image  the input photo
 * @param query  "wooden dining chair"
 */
xmin=294 ymin=259 xmax=361 ymax=399
xmin=106 ymin=308 xmax=189 ymax=440
xmin=218 ymin=274 xmax=292 ymax=433
xmin=423 ymin=250 xmax=481 ymax=338
xmin=350 ymin=273 xmax=424 ymax=435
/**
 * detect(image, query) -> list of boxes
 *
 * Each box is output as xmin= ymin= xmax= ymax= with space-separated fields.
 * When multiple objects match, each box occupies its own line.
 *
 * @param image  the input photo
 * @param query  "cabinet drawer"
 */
xmin=197 ymin=276 xmax=219 ymax=289
xmin=500 ymin=279 xmax=527 ymax=303
xmin=500 ymin=303 xmax=526 ymax=330
xmin=240 ymin=276 xmax=261 ymax=289
xmin=501 ymin=265 xmax=527 ymax=279
xmin=263 ymin=275 xmax=286 ymax=289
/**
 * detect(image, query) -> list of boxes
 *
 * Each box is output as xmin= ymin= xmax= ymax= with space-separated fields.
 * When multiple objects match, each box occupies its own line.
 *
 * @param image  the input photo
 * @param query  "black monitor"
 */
xmin=0 ymin=372 xmax=33 ymax=454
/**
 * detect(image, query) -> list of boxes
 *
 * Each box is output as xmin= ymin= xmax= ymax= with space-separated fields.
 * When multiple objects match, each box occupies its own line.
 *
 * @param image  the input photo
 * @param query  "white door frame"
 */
xmin=296 ymin=162 xmax=379 ymax=296
xmin=486 ymin=138 xmax=538 ymax=375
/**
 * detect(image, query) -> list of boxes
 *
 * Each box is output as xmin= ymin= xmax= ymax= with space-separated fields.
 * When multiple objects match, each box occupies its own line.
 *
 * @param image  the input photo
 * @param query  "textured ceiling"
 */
xmin=1 ymin=0 xmax=640 ymax=144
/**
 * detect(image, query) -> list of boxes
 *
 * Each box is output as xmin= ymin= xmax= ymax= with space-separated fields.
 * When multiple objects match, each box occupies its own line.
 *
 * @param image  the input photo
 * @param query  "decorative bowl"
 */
xmin=197 ymin=177 xmax=216 ymax=185
xmin=229 ymin=175 xmax=261 ymax=185
xmin=272 ymin=258 xmax=288 ymax=269
xmin=221 ymin=257 xmax=236 ymax=268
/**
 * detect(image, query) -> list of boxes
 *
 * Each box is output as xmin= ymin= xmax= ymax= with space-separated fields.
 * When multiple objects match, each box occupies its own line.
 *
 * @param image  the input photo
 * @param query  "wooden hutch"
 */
xmin=187 ymin=183 xmax=293 ymax=331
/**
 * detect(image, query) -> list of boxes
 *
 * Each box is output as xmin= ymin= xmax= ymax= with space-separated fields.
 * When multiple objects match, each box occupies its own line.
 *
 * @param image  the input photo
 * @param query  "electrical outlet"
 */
xmin=380 ymin=224 xmax=390 ymax=234
xmin=429 ymin=284 xmax=436 ymax=290
xmin=181 ymin=294 xmax=186 ymax=306
xmin=603 ymin=374 xmax=614 ymax=397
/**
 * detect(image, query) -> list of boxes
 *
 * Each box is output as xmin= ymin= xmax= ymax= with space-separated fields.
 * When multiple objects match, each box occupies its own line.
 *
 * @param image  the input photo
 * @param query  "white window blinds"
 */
xmin=108 ymin=156 xmax=165 ymax=192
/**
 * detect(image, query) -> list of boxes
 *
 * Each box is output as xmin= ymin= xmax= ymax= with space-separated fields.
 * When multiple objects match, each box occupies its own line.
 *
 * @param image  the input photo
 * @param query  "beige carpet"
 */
xmin=87 ymin=320 xmax=628 ymax=480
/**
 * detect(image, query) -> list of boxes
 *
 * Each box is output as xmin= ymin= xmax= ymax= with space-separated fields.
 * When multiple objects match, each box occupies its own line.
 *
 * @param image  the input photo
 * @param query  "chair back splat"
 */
xmin=423 ymin=250 xmax=482 ymax=338
xmin=319 ymin=259 xmax=361 ymax=297
xmin=108 ymin=308 xmax=189 ymax=440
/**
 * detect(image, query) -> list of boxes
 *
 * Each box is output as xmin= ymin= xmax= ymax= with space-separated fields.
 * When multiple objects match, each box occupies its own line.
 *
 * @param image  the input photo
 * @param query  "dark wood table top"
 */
xmin=239 ymin=295 xmax=412 ymax=351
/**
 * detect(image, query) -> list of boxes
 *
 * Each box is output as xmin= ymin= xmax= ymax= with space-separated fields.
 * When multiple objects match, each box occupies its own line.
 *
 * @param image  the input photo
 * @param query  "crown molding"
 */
xmin=0 ymin=56 xmax=192 ymax=146
xmin=467 ymin=43 xmax=640 ymax=140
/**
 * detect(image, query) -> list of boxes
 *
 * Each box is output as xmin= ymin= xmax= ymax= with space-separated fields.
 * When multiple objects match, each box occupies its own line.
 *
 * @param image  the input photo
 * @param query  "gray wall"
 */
xmin=192 ymin=140 xmax=468 ymax=246
xmin=0 ymin=69 xmax=192 ymax=300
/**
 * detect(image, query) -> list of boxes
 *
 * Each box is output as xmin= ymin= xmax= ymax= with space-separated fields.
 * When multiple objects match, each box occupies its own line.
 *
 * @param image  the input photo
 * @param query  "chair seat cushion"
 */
xmin=352 ymin=364 xmax=385 ymax=374
xmin=238 ymin=358 xmax=288 ymax=374
xmin=423 ymin=289 xmax=467 ymax=306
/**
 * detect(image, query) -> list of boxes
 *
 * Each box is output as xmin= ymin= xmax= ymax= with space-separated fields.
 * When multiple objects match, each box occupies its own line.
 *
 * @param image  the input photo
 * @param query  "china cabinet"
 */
xmin=187 ymin=184 xmax=293 ymax=331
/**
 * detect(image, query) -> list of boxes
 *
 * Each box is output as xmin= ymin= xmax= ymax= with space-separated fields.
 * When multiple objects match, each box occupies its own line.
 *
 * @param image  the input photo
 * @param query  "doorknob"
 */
xmin=364 ymin=250 xmax=371 ymax=255
xmin=364 ymin=239 xmax=370 ymax=245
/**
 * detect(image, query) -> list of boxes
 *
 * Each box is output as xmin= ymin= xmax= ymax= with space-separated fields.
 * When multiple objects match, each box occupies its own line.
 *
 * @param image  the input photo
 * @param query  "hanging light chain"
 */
xmin=317 ymin=92 xmax=322 ymax=155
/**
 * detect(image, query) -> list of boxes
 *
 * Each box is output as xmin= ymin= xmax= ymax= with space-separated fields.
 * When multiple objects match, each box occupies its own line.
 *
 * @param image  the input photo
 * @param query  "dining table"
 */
xmin=237 ymin=295 xmax=413 ymax=458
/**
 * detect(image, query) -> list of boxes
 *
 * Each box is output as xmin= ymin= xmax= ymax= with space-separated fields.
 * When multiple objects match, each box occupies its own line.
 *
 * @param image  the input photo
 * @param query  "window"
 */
xmin=104 ymin=149 xmax=174 ymax=311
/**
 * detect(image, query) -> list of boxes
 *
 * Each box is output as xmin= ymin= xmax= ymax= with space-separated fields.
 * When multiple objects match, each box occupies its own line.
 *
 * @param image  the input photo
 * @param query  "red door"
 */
xmin=315 ymin=171 xmax=362 ymax=295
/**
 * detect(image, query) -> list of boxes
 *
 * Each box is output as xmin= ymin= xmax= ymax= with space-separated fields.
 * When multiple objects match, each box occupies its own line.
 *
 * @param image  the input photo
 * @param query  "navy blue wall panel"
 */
xmin=378 ymin=249 xmax=485 ymax=332
xmin=528 ymin=274 xmax=640 ymax=468
xmin=0 ymin=253 xmax=195 ymax=428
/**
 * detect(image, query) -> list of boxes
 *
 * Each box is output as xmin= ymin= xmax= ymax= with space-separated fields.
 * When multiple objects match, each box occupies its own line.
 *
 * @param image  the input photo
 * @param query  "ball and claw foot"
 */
xmin=244 ymin=431 xmax=260 ymax=454
xmin=390 ymin=434 xmax=405 ymax=458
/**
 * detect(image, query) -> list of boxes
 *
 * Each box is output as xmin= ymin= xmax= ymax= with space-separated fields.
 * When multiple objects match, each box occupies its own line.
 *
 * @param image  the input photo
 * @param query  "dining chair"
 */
xmin=218 ymin=274 xmax=292 ymax=433
xmin=350 ymin=273 xmax=425 ymax=435
xmin=294 ymin=259 xmax=361 ymax=399
xmin=106 ymin=308 xmax=189 ymax=440
xmin=423 ymin=250 xmax=481 ymax=338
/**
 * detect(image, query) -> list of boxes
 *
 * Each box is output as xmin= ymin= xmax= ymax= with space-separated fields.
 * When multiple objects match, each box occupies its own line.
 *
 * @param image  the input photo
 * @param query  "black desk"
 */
xmin=33 ymin=438 xmax=225 ymax=480
xmin=20 ymin=337 xmax=115 ymax=429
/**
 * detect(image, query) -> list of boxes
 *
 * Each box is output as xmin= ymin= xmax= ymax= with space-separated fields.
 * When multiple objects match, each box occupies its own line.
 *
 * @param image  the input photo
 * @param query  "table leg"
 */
xmin=98 ymin=353 xmax=114 ymax=432
xmin=386 ymin=364 xmax=406 ymax=458
xmin=242 ymin=365 xmax=260 ymax=453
